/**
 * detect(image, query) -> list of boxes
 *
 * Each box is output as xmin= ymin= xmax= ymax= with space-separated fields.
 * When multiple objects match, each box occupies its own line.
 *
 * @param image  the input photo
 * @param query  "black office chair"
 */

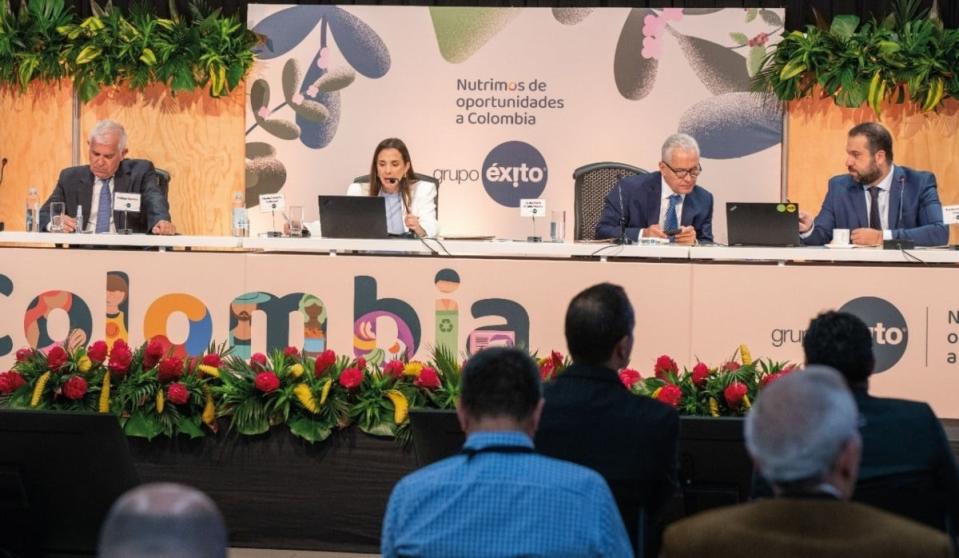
xmin=155 ymin=167 xmax=171 ymax=197
xmin=351 ymin=172 xmax=440 ymax=214
xmin=854 ymin=470 xmax=956 ymax=537
xmin=572 ymin=162 xmax=646 ymax=241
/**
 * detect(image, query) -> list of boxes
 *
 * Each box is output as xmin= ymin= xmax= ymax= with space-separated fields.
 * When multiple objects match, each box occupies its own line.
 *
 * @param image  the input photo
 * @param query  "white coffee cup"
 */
xmin=832 ymin=228 xmax=850 ymax=245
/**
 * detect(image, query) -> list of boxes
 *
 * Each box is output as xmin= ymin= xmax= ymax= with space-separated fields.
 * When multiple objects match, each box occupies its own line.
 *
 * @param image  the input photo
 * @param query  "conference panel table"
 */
xmin=2 ymin=232 xmax=958 ymax=552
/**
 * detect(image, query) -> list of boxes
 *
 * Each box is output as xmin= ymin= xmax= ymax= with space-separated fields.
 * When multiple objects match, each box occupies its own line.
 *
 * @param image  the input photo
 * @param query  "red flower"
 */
xmin=166 ymin=382 xmax=190 ymax=405
xmin=540 ymin=360 xmax=556 ymax=381
xmin=654 ymin=355 xmax=678 ymax=380
xmin=143 ymin=338 xmax=166 ymax=368
xmin=618 ymin=368 xmax=642 ymax=388
xmin=314 ymin=350 xmax=336 ymax=376
xmin=87 ymin=341 xmax=108 ymax=363
xmin=356 ymin=357 xmax=367 ymax=370
xmin=46 ymin=346 xmax=68 ymax=371
xmin=201 ymin=353 xmax=222 ymax=368
xmin=656 ymin=383 xmax=683 ymax=407
xmin=250 ymin=353 xmax=268 ymax=368
xmin=415 ymin=367 xmax=441 ymax=390
xmin=157 ymin=356 xmax=183 ymax=383
xmin=62 ymin=375 xmax=88 ymax=400
xmin=724 ymin=381 xmax=748 ymax=408
xmin=383 ymin=360 xmax=405 ymax=379
xmin=692 ymin=362 xmax=711 ymax=388
xmin=108 ymin=340 xmax=133 ymax=378
xmin=549 ymin=350 xmax=564 ymax=369
xmin=0 ymin=371 xmax=26 ymax=394
xmin=283 ymin=346 xmax=299 ymax=358
xmin=760 ymin=373 xmax=784 ymax=388
xmin=254 ymin=371 xmax=280 ymax=393
xmin=15 ymin=347 xmax=33 ymax=362
xmin=722 ymin=361 xmax=741 ymax=372
xmin=339 ymin=367 xmax=363 ymax=390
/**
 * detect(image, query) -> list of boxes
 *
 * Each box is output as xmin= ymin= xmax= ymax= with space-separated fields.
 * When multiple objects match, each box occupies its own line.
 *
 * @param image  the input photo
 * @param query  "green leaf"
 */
xmin=830 ymin=15 xmax=860 ymax=40
xmin=747 ymin=45 xmax=766 ymax=78
xmin=745 ymin=8 xmax=758 ymax=23
xmin=779 ymin=60 xmax=807 ymax=81
xmin=759 ymin=9 xmax=783 ymax=27
xmin=289 ymin=416 xmax=333 ymax=443
xmin=730 ymin=32 xmax=748 ymax=46
xmin=176 ymin=416 xmax=205 ymax=438
xmin=123 ymin=410 xmax=162 ymax=440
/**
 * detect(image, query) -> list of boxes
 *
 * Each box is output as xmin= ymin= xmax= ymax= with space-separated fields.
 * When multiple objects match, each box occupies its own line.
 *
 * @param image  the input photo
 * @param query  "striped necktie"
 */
xmin=95 ymin=178 xmax=112 ymax=233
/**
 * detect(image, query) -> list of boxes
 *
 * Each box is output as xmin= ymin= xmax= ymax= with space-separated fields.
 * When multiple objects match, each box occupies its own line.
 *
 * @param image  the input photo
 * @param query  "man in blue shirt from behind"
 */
xmin=381 ymin=347 xmax=633 ymax=558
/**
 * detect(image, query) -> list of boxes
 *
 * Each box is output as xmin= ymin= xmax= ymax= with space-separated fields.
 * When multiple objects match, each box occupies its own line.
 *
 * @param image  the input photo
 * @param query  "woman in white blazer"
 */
xmin=347 ymin=138 xmax=438 ymax=238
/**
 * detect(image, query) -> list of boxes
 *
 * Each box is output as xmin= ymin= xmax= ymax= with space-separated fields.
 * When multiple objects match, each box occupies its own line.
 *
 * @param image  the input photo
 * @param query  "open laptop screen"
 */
xmin=726 ymin=202 xmax=801 ymax=247
xmin=318 ymin=195 xmax=389 ymax=239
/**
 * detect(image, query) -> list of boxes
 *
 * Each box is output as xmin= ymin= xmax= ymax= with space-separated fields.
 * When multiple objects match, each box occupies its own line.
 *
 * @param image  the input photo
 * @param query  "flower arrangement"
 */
xmin=0 ymin=340 xmax=797 ymax=443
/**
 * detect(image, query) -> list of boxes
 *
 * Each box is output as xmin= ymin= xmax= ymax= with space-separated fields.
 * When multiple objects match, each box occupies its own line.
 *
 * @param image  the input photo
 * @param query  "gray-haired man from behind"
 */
xmin=98 ymin=482 xmax=227 ymax=558
xmin=660 ymin=366 xmax=952 ymax=558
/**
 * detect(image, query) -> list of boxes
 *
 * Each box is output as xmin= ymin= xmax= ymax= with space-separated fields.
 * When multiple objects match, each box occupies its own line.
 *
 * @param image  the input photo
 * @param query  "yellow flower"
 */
xmin=289 ymin=363 xmax=305 ymax=379
xmin=294 ymin=383 xmax=319 ymax=413
xmin=30 ymin=371 xmax=51 ymax=407
xmin=386 ymin=390 xmax=409 ymax=425
xmin=403 ymin=362 xmax=424 ymax=377
xmin=709 ymin=397 xmax=720 ymax=417
xmin=319 ymin=378 xmax=333 ymax=405
xmin=651 ymin=386 xmax=662 ymax=399
xmin=156 ymin=389 xmax=165 ymax=413
xmin=77 ymin=355 xmax=92 ymax=373
xmin=98 ymin=373 xmax=111 ymax=413
xmin=743 ymin=394 xmax=752 ymax=410
xmin=739 ymin=344 xmax=753 ymax=366
xmin=197 ymin=364 xmax=220 ymax=378
xmin=202 ymin=387 xmax=216 ymax=425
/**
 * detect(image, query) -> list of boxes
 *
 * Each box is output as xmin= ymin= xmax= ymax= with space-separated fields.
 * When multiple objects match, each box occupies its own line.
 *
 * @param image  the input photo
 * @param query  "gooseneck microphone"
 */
xmin=897 ymin=175 xmax=905 ymax=230
xmin=0 ymin=157 xmax=7 ymax=186
xmin=616 ymin=176 xmax=633 ymax=245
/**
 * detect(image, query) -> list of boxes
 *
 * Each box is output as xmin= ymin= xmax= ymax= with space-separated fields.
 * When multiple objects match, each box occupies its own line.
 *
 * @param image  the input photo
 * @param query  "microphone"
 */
xmin=897 ymin=175 xmax=904 ymax=230
xmin=616 ymin=174 xmax=633 ymax=245
xmin=0 ymin=157 xmax=7 ymax=186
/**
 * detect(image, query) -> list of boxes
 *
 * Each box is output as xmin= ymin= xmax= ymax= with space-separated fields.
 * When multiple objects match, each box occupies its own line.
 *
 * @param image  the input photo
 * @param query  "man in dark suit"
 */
xmin=596 ymin=133 xmax=713 ymax=244
xmin=799 ymin=122 xmax=947 ymax=246
xmin=39 ymin=120 xmax=175 ymax=235
xmin=535 ymin=283 xmax=678 ymax=556
xmin=662 ymin=366 xmax=952 ymax=558
xmin=802 ymin=311 xmax=959 ymax=535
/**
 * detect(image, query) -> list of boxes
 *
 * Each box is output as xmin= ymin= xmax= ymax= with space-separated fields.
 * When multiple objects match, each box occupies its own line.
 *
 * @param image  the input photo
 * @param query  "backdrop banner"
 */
xmin=244 ymin=6 xmax=785 ymax=243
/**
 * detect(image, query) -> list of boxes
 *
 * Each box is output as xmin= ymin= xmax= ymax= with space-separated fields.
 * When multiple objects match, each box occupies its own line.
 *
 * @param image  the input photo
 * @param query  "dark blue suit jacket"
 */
xmin=802 ymin=165 xmax=947 ymax=246
xmin=596 ymin=171 xmax=713 ymax=242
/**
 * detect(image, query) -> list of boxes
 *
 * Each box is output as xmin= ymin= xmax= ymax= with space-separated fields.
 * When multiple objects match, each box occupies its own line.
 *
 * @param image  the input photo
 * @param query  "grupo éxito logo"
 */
xmin=481 ymin=141 xmax=547 ymax=207
xmin=839 ymin=296 xmax=908 ymax=373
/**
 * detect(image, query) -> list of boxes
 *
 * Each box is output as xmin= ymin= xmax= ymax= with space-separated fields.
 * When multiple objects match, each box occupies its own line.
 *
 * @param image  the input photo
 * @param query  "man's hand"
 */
xmin=851 ymin=228 xmax=882 ymax=246
xmin=798 ymin=211 xmax=813 ymax=233
xmin=152 ymin=220 xmax=176 ymax=235
xmin=643 ymin=224 xmax=669 ymax=239
xmin=673 ymin=226 xmax=696 ymax=245
xmin=60 ymin=215 xmax=77 ymax=233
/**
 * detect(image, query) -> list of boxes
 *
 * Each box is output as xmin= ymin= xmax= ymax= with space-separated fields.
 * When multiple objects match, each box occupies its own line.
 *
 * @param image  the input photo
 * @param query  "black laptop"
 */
xmin=318 ymin=195 xmax=389 ymax=239
xmin=726 ymin=202 xmax=801 ymax=247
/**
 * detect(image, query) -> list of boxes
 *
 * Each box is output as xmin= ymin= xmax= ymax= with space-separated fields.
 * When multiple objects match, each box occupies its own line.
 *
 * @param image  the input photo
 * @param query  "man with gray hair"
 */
xmin=596 ymin=132 xmax=713 ymax=244
xmin=661 ymin=367 xmax=952 ymax=558
xmin=98 ymin=482 xmax=227 ymax=558
xmin=39 ymin=119 xmax=176 ymax=235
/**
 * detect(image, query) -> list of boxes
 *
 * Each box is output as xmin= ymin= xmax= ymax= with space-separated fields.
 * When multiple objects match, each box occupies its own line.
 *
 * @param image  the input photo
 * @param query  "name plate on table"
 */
xmin=114 ymin=192 xmax=141 ymax=212
xmin=520 ymin=199 xmax=546 ymax=218
xmin=259 ymin=194 xmax=286 ymax=213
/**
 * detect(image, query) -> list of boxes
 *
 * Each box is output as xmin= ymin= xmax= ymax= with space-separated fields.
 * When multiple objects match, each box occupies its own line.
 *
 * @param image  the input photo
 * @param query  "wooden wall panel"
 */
xmin=786 ymin=96 xmax=959 ymax=222
xmin=81 ymin=84 xmax=246 ymax=235
xmin=0 ymin=83 xmax=74 ymax=231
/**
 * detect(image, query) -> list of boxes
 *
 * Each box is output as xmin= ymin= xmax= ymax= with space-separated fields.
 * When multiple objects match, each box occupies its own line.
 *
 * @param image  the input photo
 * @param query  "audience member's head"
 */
xmin=564 ymin=283 xmax=635 ymax=369
xmin=803 ymin=310 xmax=875 ymax=387
xmin=745 ymin=366 xmax=861 ymax=499
xmin=98 ymin=482 xmax=227 ymax=558
xmin=457 ymin=347 xmax=543 ymax=437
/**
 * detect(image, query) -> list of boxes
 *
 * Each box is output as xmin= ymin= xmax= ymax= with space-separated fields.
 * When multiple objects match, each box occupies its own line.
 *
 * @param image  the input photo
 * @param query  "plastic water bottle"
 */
xmin=232 ymin=191 xmax=248 ymax=237
xmin=25 ymin=187 xmax=39 ymax=232
xmin=75 ymin=205 xmax=84 ymax=233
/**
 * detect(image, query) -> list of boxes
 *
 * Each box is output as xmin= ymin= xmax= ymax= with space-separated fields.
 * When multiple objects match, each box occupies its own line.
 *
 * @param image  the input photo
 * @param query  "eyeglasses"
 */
xmin=662 ymin=160 xmax=702 ymax=179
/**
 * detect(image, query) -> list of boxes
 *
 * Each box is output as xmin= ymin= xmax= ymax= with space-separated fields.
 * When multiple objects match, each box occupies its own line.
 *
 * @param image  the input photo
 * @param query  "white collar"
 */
xmin=660 ymin=177 xmax=684 ymax=201
xmin=864 ymin=164 xmax=896 ymax=192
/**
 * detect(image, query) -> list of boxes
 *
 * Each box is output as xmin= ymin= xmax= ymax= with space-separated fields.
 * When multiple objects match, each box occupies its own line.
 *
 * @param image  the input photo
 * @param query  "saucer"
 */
xmin=825 ymin=243 xmax=855 ymax=249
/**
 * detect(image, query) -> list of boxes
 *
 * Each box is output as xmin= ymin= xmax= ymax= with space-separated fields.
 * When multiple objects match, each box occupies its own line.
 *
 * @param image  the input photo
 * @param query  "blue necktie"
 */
xmin=95 ymin=179 xmax=111 ymax=233
xmin=664 ymin=194 xmax=681 ymax=231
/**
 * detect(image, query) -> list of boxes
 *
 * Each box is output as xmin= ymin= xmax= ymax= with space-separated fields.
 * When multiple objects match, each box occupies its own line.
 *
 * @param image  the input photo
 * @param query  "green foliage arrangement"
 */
xmin=754 ymin=0 xmax=959 ymax=116
xmin=0 ymin=0 xmax=257 ymax=101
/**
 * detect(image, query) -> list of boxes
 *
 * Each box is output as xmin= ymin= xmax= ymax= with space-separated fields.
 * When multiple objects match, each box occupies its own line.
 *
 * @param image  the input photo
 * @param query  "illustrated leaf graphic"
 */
xmin=252 ymin=6 xmax=329 ymax=59
xmin=282 ymin=58 xmax=300 ymax=103
xmin=759 ymin=9 xmax=783 ymax=27
xmin=311 ymin=66 xmax=356 ymax=94
xmin=296 ymin=48 xmax=342 ymax=149
xmin=327 ymin=6 xmax=391 ymax=78
xmin=730 ymin=32 xmax=748 ymax=45
xmin=245 ymin=142 xmax=276 ymax=160
xmin=614 ymin=8 xmax=659 ymax=100
xmin=678 ymin=92 xmax=783 ymax=159
xmin=245 ymin=156 xmax=287 ymax=207
xmin=290 ymin=100 xmax=330 ymax=124
xmin=670 ymin=29 xmax=752 ymax=94
xmin=683 ymin=9 xmax=724 ymax=15
xmin=259 ymin=119 xmax=300 ymax=140
xmin=429 ymin=7 xmax=520 ymax=64
xmin=747 ymin=45 xmax=766 ymax=78
xmin=250 ymin=79 xmax=269 ymax=113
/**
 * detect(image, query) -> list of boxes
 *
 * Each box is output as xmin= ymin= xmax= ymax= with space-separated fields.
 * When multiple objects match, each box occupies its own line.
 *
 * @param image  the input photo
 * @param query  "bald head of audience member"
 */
xmin=98 ymin=483 xmax=227 ymax=558
xmin=745 ymin=366 xmax=862 ymax=500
